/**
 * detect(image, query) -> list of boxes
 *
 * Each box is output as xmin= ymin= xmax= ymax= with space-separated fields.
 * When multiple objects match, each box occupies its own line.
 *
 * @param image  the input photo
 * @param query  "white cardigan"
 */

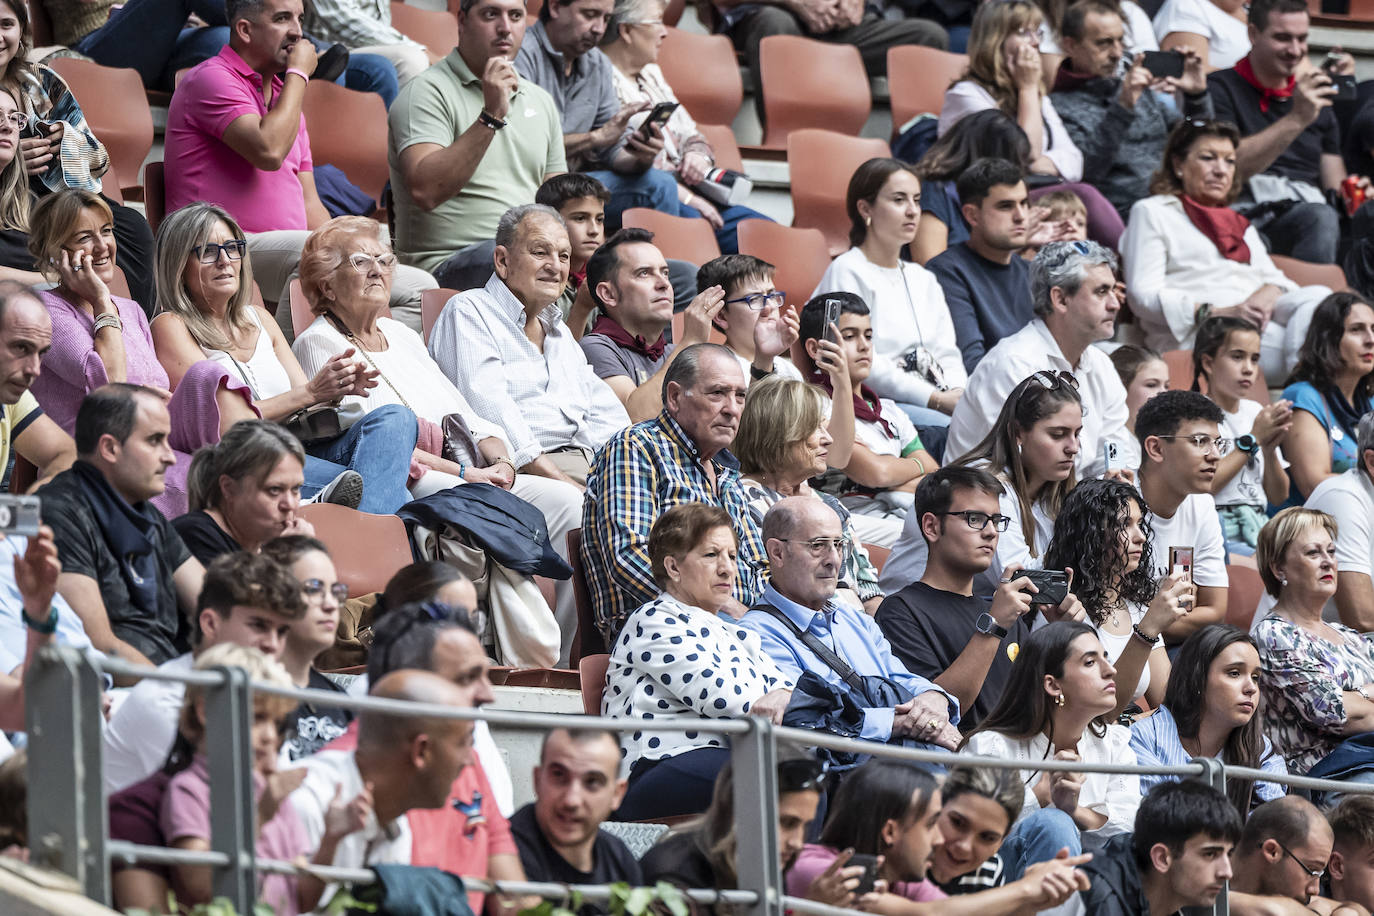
xmin=938 ymin=81 xmax=1084 ymax=182
xmin=1121 ymin=194 xmax=1296 ymax=352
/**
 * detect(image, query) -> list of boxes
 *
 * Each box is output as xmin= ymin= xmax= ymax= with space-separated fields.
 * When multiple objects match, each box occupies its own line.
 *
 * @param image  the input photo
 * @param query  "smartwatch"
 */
xmin=975 ymin=612 xmax=1008 ymax=640
xmin=1236 ymin=434 xmax=1259 ymax=456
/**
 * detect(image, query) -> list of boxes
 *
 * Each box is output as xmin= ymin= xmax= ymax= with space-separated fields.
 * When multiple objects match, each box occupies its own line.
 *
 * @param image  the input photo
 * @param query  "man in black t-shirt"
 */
xmin=875 ymin=466 xmax=1083 ymax=730
xmin=1207 ymin=0 xmax=1361 ymax=264
xmin=511 ymin=728 xmax=641 ymax=915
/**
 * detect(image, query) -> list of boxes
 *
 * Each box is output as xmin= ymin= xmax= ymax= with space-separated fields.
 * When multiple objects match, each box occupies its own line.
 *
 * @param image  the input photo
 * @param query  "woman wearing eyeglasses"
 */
xmin=1254 ymin=508 xmax=1374 ymax=778
xmin=1121 ymin=118 xmax=1328 ymax=385
xmin=606 ymin=502 xmax=795 ymax=821
xmin=151 ymin=202 xmax=416 ymax=515
xmin=27 ymin=189 xmax=258 ymax=517
xmin=1042 ymin=479 xmax=1193 ymax=717
xmin=881 ymin=369 xmax=1082 ymax=597
xmin=0 ymin=88 xmax=41 ymax=286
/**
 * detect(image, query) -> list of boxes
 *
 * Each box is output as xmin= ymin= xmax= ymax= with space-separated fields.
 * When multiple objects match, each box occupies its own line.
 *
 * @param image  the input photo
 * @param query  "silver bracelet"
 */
xmin=92 ymin=313 xmax=122 ymax=334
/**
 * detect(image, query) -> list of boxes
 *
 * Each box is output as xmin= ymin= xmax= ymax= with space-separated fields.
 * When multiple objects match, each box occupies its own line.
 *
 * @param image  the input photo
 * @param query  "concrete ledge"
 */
xmin=0 ymin=858 xmax=117 ymax=915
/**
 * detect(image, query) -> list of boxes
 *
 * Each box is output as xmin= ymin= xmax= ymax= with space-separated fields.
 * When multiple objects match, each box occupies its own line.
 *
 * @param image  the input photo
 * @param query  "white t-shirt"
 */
xmin=1215 ymin=400 xmax=1287 ymax=507
xmin=1152 ymin=0 xmax=1251 ymax=70
xmin=103 ymin=653 xmax=192 ymax=795
xmin=856 ymin=396 xmax=920 ymax=458
xmin=939 ymin=82 xmax=1084 ymax=182
xmin=1307 ymin=468 xmax=1374 ymax=621
xmin=1146 ymin=492 xmax=1229 ymax=588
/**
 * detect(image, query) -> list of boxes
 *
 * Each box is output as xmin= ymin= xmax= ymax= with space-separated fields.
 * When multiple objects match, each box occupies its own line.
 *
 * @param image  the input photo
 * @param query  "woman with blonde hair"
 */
xmin=151 ymin=202 xmax=415 ymax=514
xmin=0 ymin=85 xmax=37 ymax=285
xmin=28 ymin=189 xmax=256 ymax=516
xmin=734 ymin=376 xmax=881 ymax=612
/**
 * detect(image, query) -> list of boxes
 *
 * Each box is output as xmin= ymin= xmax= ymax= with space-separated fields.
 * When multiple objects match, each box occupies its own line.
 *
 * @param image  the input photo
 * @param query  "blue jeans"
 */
xmin=585 ymin=167 xmax=679 ymax=231
xmin=999 ymin=808 xmax=1082 ymax=881
xmin=74 ymin=0 xmax=226 ymax=87
xmin=169 ymin=28 xmax=400 ymax=106
xmin=304 ymin=404 xmax=417 ymax=514
xmin=678 ymin=202 xmax=771 ymax=255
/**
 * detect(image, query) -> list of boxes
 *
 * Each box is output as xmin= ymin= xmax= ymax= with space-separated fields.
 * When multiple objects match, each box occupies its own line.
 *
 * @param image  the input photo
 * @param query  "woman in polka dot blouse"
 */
xmin=606 ymin=502 xmax=795 ymax=821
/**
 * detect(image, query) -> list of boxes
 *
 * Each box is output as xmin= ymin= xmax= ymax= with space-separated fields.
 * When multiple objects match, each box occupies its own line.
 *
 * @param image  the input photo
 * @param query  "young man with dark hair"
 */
xmin=1134 ymin=389 xmax=1229 ymax=642
xmin=1065 ymin=780 xmax=1241 ymax=915
xmin=1207 ymin=0 xmax=1358 ymax=264
xmin=1330 ymin=795 xmax=1374 ymax=911
xmin=510 ymin=728 xmax=641 ymax=916
xmin=927 ymin=158 xmax=1035 ymax=373
xmin=696 ymin=254 xmax=802 ymax=384
xmin=536 ymin=173 xmax=612 ymax=334
xmin=875 ymin=466 xmax=1083 ymax=730
xmin=41 ymin=385 xmax=205 ymax=671
xmin=102 ymin=550 xmax=306 ymax=794
xmin=579 ymin=228 xmax=726 ymax=421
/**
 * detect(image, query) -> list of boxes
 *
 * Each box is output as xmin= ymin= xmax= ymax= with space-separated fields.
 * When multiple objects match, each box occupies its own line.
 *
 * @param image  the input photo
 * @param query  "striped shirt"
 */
xmin=304 ymin=0 xmax=423 ymax=52
xmin=581 ymin=412 xmax=767 ymax=642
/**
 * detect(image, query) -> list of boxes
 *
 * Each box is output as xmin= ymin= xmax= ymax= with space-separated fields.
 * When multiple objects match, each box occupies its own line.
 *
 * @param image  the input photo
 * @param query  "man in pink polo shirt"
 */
xmin=165 ymin=0 xmax=436 ymax=338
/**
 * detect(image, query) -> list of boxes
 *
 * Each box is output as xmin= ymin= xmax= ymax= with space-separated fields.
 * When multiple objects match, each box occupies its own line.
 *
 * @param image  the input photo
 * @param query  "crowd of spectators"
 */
xmin=11 ymin=0 xmax=1374 ymax=910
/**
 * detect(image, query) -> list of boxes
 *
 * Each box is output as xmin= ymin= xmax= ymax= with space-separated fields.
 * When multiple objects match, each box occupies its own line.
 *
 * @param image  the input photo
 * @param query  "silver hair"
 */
xmin=604 ymin=0 xmax=665 ymax=42
xmin=1359 ymin=412 xmax=1374 ymax=456
xmin=661 ymin=342 xmax=735 ymax=403
xmin=1030 ymin=240 xmax=1119 ymax=318
xmin=494 ymin=203 xmax=565 ymax=250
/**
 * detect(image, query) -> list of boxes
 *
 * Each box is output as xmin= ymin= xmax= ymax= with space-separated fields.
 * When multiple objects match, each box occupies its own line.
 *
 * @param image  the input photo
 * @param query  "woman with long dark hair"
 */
xmin=961 ymin=621 xmax=1139 ymax=878
xmin=1129 ymin=623 xmax=1287 ymax=814
xmin=1281 ymin=291 xmax=1374 ymax=501
xmin=881 ymin=370 xmax=1082 ymax=596
xmin=1043 ymin=479 xmax=1193 ymax=715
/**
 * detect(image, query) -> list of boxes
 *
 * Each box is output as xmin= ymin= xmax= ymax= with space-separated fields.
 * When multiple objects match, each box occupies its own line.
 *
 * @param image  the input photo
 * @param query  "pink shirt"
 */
xmin=164 ymin=45 xmax=312 ymax=233
xmin=785 ymin=845 xmax=948 ymax=903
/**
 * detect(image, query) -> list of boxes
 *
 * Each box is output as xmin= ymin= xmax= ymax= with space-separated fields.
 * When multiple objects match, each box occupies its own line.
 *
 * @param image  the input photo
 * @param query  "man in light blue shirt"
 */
xmin=739 ymin=496 xmax=960 ymax=748
xmin=0 ymin=535 xmax=97 ymax=675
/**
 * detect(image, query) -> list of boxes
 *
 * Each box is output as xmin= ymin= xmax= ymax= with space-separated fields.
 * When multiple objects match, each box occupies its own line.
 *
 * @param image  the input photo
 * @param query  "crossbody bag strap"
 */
xmin=752 ymin=602 xmax=866 ymax=693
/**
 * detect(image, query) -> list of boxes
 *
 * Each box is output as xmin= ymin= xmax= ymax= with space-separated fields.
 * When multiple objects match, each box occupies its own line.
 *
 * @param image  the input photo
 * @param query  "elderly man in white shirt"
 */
xmin=429 ymin=204 xmax=631 ymax=488
xmin=946 ymin=240 xmax=1139 ymax=475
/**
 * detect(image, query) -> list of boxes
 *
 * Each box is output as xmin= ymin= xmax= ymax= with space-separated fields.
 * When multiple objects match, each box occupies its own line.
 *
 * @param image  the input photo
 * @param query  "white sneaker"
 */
xmin=307 ymin=470 xmax=363 ymax=509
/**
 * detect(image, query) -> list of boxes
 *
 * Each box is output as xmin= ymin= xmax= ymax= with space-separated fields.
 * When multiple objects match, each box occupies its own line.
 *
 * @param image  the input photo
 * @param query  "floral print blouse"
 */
xmin=604 ymin=593 xmax=793 ymax=771
xmin=1255 ymin=613 xmax=1374 ymax=775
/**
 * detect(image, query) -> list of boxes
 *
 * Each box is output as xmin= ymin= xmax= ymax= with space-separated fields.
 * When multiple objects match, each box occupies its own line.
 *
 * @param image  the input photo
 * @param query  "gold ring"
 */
xmin=927 ymin=717 xmax=939 ymax=730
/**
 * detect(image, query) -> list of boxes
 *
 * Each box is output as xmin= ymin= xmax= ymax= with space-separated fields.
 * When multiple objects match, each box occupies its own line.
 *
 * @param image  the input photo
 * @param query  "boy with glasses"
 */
xmin=696 ymin=254 xmax=803 ymax=385
xmin=876 ymin=467 xmax=1083 ymax=731
xmin=1135 ymin=390 xmax=1230 ymax=644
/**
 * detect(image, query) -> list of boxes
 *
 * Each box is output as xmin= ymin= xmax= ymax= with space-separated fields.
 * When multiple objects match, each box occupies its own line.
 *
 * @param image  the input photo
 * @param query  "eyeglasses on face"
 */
xmin=301 ymin=578 xmax=349 ymax=603
xmin=940 ymin=510 xmax=1012 ymax=532
xmin=1157 ymin=434 xmax=1233 ymax=456
xmin=347 ymin=252 xmax=398 ymax=274
xmin=724 ymin=291 xmax=786 ymax=310
xmin=0 ymin=111 xmax=28 ymax=131
xmin=1275 ymin=840 xmax=1326 ymax=880
xmin=776 ymin=536 xmax=851 ymax=556
xmin=192 ymin=239 xmax=247 ymax=264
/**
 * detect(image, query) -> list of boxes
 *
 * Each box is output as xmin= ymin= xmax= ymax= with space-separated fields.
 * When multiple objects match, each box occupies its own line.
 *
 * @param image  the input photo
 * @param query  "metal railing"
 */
xmin=21 ymin=645 xmax=1374 ymax=916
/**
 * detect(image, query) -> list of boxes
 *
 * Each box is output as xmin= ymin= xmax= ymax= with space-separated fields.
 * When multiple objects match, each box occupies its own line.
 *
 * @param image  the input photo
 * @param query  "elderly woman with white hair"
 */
xmin=599 ymin=0 xmax=770 ymax=253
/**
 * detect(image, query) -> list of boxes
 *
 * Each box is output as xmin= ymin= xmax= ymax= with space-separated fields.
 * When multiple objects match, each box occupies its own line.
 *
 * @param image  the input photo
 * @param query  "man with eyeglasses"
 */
xmin=1134 ymin=390 xmax=1229 ymax=643
xmin=165 ymin=0 xmax=438 ymax=339
xmin=696 ymin=254 xmax=804 ymax=386
xmin=102 ymin=551 xmax=306 ymax=795
xmin=582 ymin=342 xmax=768 ymax=644
xmin=946 ymin=240 xmax=1138 ymax=476
xmin=876 ymin=467 xmax=1084 ymax=732
xmin=740 ymin=496 xmax=960 ymax=748
xmin=1229 ymin=796 xmax=1368 ymax=914
xmin=1305 ymin=413 xmax=1374 ymax=631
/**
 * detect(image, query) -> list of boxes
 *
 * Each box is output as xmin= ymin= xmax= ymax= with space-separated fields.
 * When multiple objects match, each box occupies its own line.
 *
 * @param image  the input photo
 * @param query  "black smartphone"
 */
xmin=822 ymin=297 xmax=842 ymax=345
xmin=1324 ymin=51 xmax=1358 ymax=101
xmin=1140 ymin=50 xmax=1184 ymax=78
xmin=848 ymin=854 xmax=880 ymax=895
xmin=1012 ymin=569 xmax=1070 ymax=606
xmin=637 ymin=101 xmax=679 ymax=139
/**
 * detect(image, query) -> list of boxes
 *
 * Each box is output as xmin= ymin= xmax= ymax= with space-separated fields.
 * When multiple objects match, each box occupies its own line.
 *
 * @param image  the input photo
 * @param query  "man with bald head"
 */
xmin=289 ymin=669 xmax=480 ymax=911
xmin=581 ymin=341 xmax=767 ymax=645
xmin=738 ymin=497 xmax=959 ymax=749
xmin=1229 ymin=796 xmax=1369 ymax=915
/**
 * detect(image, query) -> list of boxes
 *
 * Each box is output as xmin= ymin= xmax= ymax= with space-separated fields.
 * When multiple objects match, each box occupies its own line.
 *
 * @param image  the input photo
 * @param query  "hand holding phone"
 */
xmin=1169 ymin=546 xmax=1194 ymax=586
xmin=848 ymin=854 xmax=880 ymax=895
xmin=822 ymin=297 xmax=842 ymax=345
xmin=637 ymin=101 xmax=678 ymax=140
xmin=1140 ymin=50 xmax=1184 ymax=78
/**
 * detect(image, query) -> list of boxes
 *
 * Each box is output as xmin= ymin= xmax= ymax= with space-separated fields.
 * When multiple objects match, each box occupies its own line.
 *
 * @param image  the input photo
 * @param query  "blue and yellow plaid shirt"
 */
xmin=581 ymin=411 xmax=767 ymax=643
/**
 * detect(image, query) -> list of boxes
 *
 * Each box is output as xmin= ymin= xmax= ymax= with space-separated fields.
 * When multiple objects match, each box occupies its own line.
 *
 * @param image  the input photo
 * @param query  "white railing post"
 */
xmin=732 ymin=717 xmax=784 ymax=916
xmin=1191 ymin=756 xmax=1229 ymax=916
xmin=206 ymin=663 xmax=258 ymax=912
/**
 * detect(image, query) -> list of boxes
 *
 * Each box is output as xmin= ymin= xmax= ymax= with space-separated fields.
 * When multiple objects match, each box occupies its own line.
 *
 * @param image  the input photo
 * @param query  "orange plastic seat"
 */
xmin=579 ymin=653 xmax=610 ymax=716
xmin=787 ymin=130 xmax=891 ymax=257
xmin=864 ymin=543 xmax=890 ymax=575
xmin=421 ymin=288 xmax=459 ymax=342
xmin=389 ymin=2 xmax=459 ymax=57
xmin=887 ymin=46 xmax=967 ymax=128
xmin=298 ymin=503 xmax=413 ymax=597
xmin=758 ymin=35 xmax=870 ymax=149
xmin=302 ymin=80 xmax=390 ymax=204
xmin=50 ymin=58 xmax=153 ymax=198
xmin=738 ymin=220 xmax=830 ymax=308
xmin=695 ymin=123 xmax=745 ymax=173
xmin=1162 ymin=349 xmax=1193 ymax=392
xmin=1225 ymin=564 xmax=1264 ymax=630
xmin=622 ymin=208 xmax=722 ymax=265
xmin=657 ymin=28 xmax=744 ymax=126
xmin=1270 ymin=254 xmax=1350 ymax=292
xmin=289 ymin=278 xmax=315 ymax=338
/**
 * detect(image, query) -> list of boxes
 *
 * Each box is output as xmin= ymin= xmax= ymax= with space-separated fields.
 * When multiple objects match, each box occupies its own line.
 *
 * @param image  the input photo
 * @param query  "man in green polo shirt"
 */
xmin=387 ymin=0 xmax=567 ymax=291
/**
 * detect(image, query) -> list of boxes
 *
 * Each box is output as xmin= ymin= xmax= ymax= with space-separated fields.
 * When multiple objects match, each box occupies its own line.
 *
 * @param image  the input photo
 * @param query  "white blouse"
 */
xmin=604 ymin=593 xmax=793 ymax=770
xmin=1152 ymin=0 xmax=1251 ymax=70
xmin=938 ymin=81 xmax=1084 ymax=182
xmin=964 ymin=725 xmax=1140 ymax=838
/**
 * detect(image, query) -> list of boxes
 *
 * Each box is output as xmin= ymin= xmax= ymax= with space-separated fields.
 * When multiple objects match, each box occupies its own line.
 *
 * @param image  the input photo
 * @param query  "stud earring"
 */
xmin=1279 ymin=574 xmax=1288 ymax=587
xmin=1054 ymin=694 xmax=1065 ymax=707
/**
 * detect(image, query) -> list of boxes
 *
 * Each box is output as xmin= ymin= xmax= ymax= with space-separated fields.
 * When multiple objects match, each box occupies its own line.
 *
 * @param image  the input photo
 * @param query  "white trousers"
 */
xmin=1260 ymin=285 xmax=1331 ymax=384
xmin=352 ymin=43 xmax=431 ymax=84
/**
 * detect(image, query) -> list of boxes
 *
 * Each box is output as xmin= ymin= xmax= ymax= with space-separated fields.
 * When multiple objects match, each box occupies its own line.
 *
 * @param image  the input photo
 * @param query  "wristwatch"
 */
xmin=975 ymin=612 xmax=1008 ymax=640
xmin=1236 ymin=434 xmax=1259 ymax=456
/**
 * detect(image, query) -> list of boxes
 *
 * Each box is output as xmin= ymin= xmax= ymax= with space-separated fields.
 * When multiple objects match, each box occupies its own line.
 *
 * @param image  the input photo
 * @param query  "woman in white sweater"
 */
xmin=814 ymin=158 xmax=966 ymax=444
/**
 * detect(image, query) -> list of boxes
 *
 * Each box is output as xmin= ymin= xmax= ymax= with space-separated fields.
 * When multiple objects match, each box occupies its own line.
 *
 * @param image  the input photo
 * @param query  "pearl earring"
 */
xmin=1279 ymin=574 xmax=1288 ymax=587
xmin=1054 ymin=693 xmax=1065 ymax=708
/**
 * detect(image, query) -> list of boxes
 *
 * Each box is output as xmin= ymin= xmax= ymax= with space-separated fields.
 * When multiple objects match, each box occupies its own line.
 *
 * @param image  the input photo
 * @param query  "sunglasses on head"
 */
xmin=778 ymin=758 xmax=828 ymax=793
